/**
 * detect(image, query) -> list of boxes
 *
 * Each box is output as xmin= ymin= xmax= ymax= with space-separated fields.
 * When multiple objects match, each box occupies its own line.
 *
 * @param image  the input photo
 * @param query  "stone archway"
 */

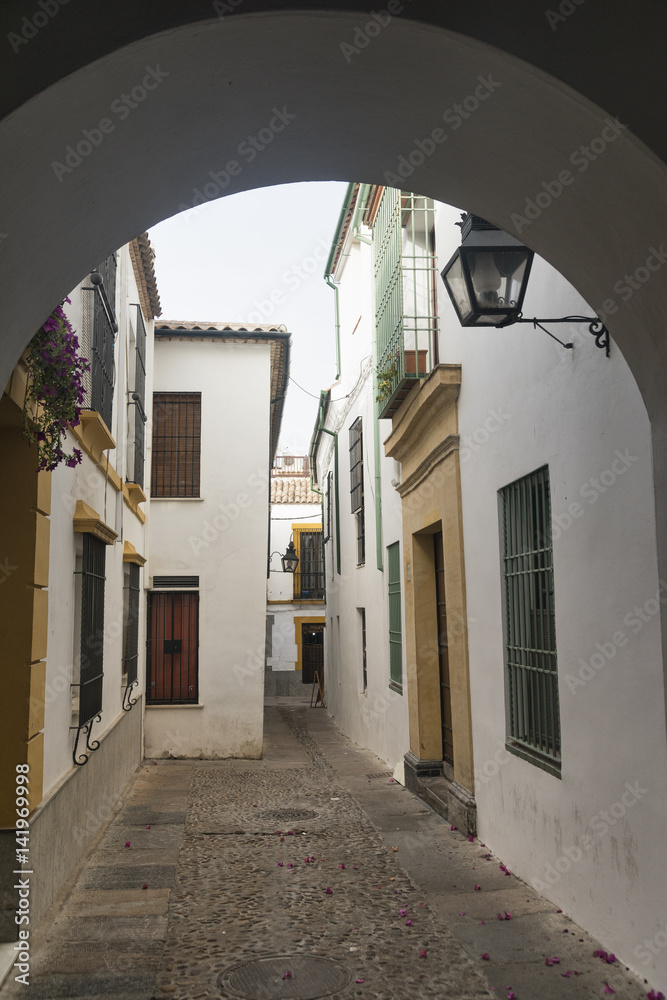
xmin=1 ymin=5 xmax=666 ymax=710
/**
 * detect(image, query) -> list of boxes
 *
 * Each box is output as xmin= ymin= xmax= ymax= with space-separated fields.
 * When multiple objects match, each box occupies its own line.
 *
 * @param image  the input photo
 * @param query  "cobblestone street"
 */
xmin=1 ymin=706 xmax=653 ymax=1000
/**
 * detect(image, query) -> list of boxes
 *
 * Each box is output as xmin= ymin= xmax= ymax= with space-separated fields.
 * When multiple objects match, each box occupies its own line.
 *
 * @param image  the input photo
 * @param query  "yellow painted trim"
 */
xmin=384 ymin=364 xmax=475 ymax=796
xmin=292 ymin=523 xmax=323 ymax=601
xmin=71 ymin=410 xmax=116 ymax=464
xmin=294 ymin=615 xmax=326 ymax=672
xmin=73 ymin=500 xmax=118 ymax=545
xmin=123 ymin=480 xmax=147 ymax=521
xmin=123 ymin=541 xmax=146 ymax=566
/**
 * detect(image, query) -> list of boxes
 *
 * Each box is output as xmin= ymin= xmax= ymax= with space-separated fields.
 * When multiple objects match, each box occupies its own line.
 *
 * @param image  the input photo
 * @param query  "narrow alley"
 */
xmin=1 ymin=706 xmax=651 ymax=1000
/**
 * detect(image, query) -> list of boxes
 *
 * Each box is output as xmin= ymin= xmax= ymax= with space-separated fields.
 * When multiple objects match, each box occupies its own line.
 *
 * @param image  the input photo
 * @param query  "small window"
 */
xmin=151 ymin=392 xmax=201 ymax=498
xmin=78 ymin=534 xmax=106 ymax=724
xmin=293 ymin=527 xmax=325 ymax=600
xmin=127 ymin=305 xmax=148 ymax=488
xmin=387 ymin=541 xmax=402 ymax=692
xmin=359 ymin=608 xmax=368 ymax=693
xmin=501 ymin=466 xmax=561 ymax=773
xmin=122 ymin=563 xmax=141 ymax=686
xmin=349 ymin=417 xmax=365 ymax=566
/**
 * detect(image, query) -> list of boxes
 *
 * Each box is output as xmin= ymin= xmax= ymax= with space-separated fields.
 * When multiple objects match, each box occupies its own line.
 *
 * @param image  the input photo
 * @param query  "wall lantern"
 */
xmin=281 ymin=540 xmax=299 ymax=574
xmin=269 ymin=540 xmax=300 ymax=574
xmin=441 ymin=214 xmax=610 ymax=356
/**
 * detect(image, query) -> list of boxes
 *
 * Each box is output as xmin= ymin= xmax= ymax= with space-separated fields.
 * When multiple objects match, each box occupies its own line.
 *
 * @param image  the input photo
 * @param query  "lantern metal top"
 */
xmin=441 ymin=214 xmax=534 ymax=328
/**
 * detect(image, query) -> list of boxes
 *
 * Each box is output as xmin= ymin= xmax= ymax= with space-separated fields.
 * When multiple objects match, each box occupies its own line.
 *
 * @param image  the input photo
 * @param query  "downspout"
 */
xmin=309 ymin=392 xmax=340 ymax=576
xmin=324 ymin=275 xmax=341 ymax=383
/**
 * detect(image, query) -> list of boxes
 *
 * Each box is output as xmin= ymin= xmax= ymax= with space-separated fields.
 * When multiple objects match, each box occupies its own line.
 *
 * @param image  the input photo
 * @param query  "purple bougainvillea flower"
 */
xmin=145 ymin=824 xmax=151 ymax=830
xmin=481 ymin=953 xmax=490 ymax=961
xmin=606 ymin=954 xmax=617 ymax=964
xmin=647 ymin=991 xmax=666 ymax=1000
xmin=603 ymin=983 xmax=615 ymax=994
xmin=507 ymin=992 xmax=516 ymax=999
xmin=504 ymin=912 xmax=513 ymax=920
xmin=277 ymin=862 xmax=284 ymax=867
xmin=355 ymin=979 xmax=365 ymax=984
xmin=325 ymin=887 xmax=333 ymax=895
xmin=474 ymin=884 xmax=481 ymax=891
xmin=459 ymin=911 xmax=466 ymax=916
xmin=399 ymin=908 xmax=408 ymax=917
xmin=468 ymin=835 xmax=475 ymax=842
xmin=419 ymin=949 xmax=428 ymax=958
xmin=283 ymin=971 xmax=292 ymax=980
xmin=594 ymin=950 xmax=608 ymax=961
xmin=497 ymin=913 xmax=505 ymax=921
xmin=141 ymin=883 xmax=148 ymax=890
xmin=478 ymin=921 xmax=485 ymax=925
xmin=405 ymin=920 xmax=413 ymax=926
xmin=449 ymin=825 xmax=457 ymax=831
xmin=125 ymin=841 xmax=131 ymax=848
xmin=339 ymin=863 xmax=346 ymax=870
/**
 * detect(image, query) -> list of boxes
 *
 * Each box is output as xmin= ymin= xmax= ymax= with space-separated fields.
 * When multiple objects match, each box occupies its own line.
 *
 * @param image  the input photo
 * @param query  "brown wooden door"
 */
xmin=302 ymin=623 xmax=324 ymax=685
xmin=434 ymin=532 xmax=454 ymax=766
xmin=147 ymin=592 xmax=199 ymax=703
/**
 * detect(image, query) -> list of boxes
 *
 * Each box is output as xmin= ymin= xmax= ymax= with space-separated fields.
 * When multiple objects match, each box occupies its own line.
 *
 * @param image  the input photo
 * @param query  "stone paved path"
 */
xmin=0 ymin=707 xmax=654 ymax=999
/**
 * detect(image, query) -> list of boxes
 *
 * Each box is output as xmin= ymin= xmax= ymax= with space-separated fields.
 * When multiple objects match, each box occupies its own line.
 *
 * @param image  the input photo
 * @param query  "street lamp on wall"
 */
xmin=440 ymin=214 xmax=610 ymax=356
xmin=269 ymin=542 xmax=299 ymax=574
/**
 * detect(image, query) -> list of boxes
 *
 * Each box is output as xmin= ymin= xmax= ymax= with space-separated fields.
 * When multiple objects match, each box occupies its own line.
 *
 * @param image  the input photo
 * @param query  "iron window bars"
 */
xmin=349 ymin=417 xmax=365 ymax=566
xmin=127 ymin=304 xmax=148 ymax=489
xmin=122 ymin=563 xmax=141 ymax=711
xmin=151 ymin=392 xmax=202 ymax=497
xmin=80 ymin=254 xmax=117 ymax=431
xmin=501 ymin=466 xmax=561 ymax=774
xmin=387 ymin=541 xmax=403 ymax=692
xmin=72 ymin=534 xmax=106 ymax=766
xmin=294 ymin=531 xmax=325 ymax=600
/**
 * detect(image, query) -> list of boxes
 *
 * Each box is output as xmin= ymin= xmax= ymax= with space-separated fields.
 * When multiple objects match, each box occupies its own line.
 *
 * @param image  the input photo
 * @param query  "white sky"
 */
xmin=148 ymin=181 xmax=350 ymax=454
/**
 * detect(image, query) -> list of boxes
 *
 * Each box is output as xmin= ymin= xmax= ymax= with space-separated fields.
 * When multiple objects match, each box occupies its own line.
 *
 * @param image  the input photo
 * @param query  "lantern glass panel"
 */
xmin=468 ymin=248 xmax=531 ymax=318
xmin=442 ymin=253 xmax=473 ymax=324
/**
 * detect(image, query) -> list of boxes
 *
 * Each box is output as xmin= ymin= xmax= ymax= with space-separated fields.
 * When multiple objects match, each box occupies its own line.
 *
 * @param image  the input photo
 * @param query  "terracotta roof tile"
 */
xmin=271 ymin=477 xmax=321 ymax=505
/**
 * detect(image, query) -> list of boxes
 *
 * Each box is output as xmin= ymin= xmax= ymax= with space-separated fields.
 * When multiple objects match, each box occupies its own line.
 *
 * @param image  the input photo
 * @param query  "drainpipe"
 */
xmin=309 ymin=392 xmax=340 ymax=576
xmin=351 ymin=183 xmax=372 ymax=246
xmin=324 ymin=274 xmax=342 ymax=382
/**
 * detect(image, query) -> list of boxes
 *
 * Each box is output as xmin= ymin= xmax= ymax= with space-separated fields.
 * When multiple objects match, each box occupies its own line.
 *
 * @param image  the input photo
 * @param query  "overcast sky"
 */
xmin=148 ymin=181 xmax=349 ymax=454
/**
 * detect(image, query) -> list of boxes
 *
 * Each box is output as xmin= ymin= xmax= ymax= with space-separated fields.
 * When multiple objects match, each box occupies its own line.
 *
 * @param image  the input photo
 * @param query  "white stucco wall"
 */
xmin=433 ymin=201 xmax=667 ymax=984
xmin=316 ymin=234 xmax=409 ymax=770
xmin=42 ymin=245 xmax=150 ymax=795
xmin=144 ymin=338 xmax=271 ymax=759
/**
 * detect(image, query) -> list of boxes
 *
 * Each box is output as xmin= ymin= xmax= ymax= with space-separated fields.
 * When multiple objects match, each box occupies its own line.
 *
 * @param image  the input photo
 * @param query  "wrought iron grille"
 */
xmin=79 ymin=534 xmax=106 ymax=725
xmin=128 ymin=305 xmax=147 ymax=488
xmin=387 ymin=541 xmax=402 ymax=691
xmin=294 ymin=531 xmax=325 ymax=600
xmin=502 ymin=466 xmax=561 ymax=768
xmin=123 ymin=563 xmax=140 ymax=686
xmin=349 ymin=418 xmax=365 ymax=566
xmin=151 ymin=392 xmax=201 ymax=497
xmin=374 ymin=189 xmax=439 ymax=418
xmin=80 ymin=285 xmax=116 ymax=431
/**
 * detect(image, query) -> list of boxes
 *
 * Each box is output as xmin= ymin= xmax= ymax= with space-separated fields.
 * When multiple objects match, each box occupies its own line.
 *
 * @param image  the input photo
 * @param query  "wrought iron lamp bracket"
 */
xmin=509 ymin=315 xmax=610 ymax=357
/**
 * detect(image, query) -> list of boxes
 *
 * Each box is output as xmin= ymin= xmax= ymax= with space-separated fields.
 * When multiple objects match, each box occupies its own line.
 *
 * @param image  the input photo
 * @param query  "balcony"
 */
xmin=374 ymin=190 xmax=439 ymax=419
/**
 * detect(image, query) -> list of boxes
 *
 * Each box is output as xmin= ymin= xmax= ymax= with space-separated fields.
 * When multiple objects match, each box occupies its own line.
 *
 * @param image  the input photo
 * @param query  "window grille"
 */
xmin=349 ymin=417 xmax=365 ymax=566
xmin=80 ymin=254 xmax=117 ymax=430
xmin=79 ymin=534 xmax=106 ymax=725
xmin=128 ymin=305 xmax=147 ymax=488
xmin=387 ymin=541 xmax=402 ymax=691
xmin=122 ymin=563 xmax=141 ymax=710
xmin=151 ymin=392 xmax=201 ymax=497
xmin=359 ymin=608 xmax=368 ymax=692
xmin=501 ymin=466 xmax=561 ymax=771
xmin=374 ymin=189 xmax=438 ymax=417
xmin=325 ymin=471 xmax=333 ymax=543
xmin=294 ymin=529 xmax=325 ymax=600
xmin=153 ymin=575 xmax=199 ymax=589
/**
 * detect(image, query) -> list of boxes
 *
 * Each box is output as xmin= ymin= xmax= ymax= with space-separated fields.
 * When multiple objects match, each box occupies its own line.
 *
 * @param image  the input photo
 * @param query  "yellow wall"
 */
xmin=0 ymin=404 xmax=50 ymax=823
xmin=385 ymin=365 xmax=474 ymax=795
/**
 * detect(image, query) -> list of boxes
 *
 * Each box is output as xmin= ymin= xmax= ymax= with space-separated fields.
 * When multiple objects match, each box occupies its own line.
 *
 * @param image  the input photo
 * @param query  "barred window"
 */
xmin=349 ymin=417 xmax=365 ymax=565
xmin=122 ymin=563 xmax=141 ymax=686
xmin=294 ymin=527 xmax=325 ymax=600
xmin=387 ymin=541 xmax=402 ymax=691
xmin=127 ymin=305 xmax=147 ymax=488
xmin=501 ymin=466 xmax=561 ymax=774
xmin=151 ymin=392 xmax=201 ymax=497
xmin=79 ymin=534 xmax=106 ymax=725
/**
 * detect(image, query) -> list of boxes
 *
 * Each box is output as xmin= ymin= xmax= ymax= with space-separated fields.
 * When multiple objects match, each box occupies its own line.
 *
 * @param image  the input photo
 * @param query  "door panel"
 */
xmin=148 ymin=591 xmax=199 ymax=703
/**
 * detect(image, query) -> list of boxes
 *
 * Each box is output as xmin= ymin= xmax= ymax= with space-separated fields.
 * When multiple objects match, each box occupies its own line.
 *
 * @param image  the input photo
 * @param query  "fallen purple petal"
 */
xmin=603 ymin=984 xmax=615 ymax=994
xmin=481 ymin=953 xmax=490 ymax=961
xmin=283 ymin=971 xmax=292 ymax=980
xmin=474 ymin=884 xmax=481 ymax=891
xmin=419 ymin=949 xmax=428 ymax=958
xmin=355 ymin=979 xmax=365 ymax=984
xmin=405 ymin=920 xmax=413 ymax=926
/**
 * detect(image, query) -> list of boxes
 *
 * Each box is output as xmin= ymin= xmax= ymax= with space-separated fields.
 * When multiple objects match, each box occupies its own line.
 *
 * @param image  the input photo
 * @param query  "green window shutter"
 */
xmin=501 ymin=465 xmax=561 ymax=772
xmin=349 ymin=417 xmax=364 ymax=514
xmin=387 ymin=541 xmax=402 ymax=690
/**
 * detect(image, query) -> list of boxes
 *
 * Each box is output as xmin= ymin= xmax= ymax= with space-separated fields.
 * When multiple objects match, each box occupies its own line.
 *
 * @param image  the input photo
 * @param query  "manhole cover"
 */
xmin=260 ymin=809 xmax=318 ymax=823
xmin=218 ymin=955 xmax=350 ymax=999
